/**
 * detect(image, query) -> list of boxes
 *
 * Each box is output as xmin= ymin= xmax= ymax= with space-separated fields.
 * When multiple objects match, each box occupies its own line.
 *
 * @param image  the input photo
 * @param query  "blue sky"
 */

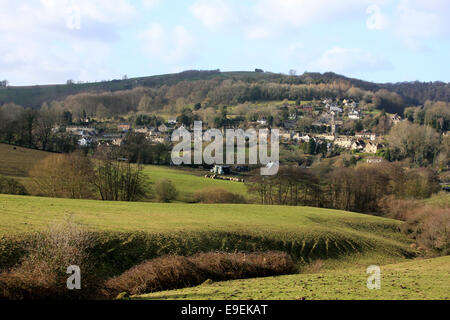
xmin=1 ymin=0 xmax=449 ymax=85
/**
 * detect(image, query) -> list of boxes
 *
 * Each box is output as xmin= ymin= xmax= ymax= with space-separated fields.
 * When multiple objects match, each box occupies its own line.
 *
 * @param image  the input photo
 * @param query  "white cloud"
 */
xmin=366 ymin=0 xmax=450 ymax=51
xmin=309 ymin=47 xmax=393 ymax=75
xmin=247 ymin=0 xmax=382 ymax=39
xmin=140 ymin=24 xmax=196 ymax=66
xmin=190 ymin=0 xmax=385 ymax=39
xmin=0 ymin=0 xmax=137 ymax=85
xmin=190 ymin=0 xmax=233 ymax=29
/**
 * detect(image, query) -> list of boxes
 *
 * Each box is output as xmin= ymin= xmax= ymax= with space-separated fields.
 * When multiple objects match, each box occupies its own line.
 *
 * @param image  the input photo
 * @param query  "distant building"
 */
xmin=257 ymin=118 xmax=267 ymax=126
xmin=118 ymin=124 xmax=131 ymax=132
xmin=329 ymin=105 xmax=343 ymax=113
xmin=158 ymin=124 xmax=169 ymax=133
xmin=211 ymin=165 xmax=231 ymax=175
xmin=78 ymin=137 xmax=90 ymax=146
xmin=351 ymin=140 xmax=365 ymax=151
xmin=364 ymin=142 xmax=382 ymax=154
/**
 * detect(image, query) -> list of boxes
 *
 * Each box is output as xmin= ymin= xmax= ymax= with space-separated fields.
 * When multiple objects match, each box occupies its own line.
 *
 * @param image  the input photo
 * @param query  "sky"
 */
xmin=1 ymin=0 xmax=450 ymax=86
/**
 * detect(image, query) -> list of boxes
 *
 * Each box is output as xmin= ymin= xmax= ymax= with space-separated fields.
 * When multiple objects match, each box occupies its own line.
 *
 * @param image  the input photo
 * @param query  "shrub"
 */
xmin=29 ymin=153 xmax=96 ymax=199
xmin=154 ymin=179 xmax=178 ymax=202
xmin=105 ymin=251 xmax=296 ymax=297
xmin=0 ymin=221 xmax=104 ymax=300
xmin=378 ymin=195 xmax=450 ymax=255
xmin=0 ymin=176 xmax=27 ymax=195
xmin=402 ymin=207 xmax=449 ymax=255
xmin=194 ymin=187 xmax=246 ymax=204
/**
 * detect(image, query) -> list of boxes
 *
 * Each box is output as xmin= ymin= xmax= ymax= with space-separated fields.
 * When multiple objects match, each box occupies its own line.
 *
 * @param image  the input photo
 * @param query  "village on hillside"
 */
xmin=57 ymin=97 xmax=411 ymax=166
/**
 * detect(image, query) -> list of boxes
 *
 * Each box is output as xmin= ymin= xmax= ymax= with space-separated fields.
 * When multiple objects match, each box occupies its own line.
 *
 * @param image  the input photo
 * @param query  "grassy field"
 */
xmin=142 ymin=165 xmax=248 ymax=201
xmin=0 ymin=143 xmax=50 ymax=177
xmin=0 ymin=143 xmax=249 ymax=200
xmin=137 ymin=256 xmax=450 ymax=300
xmin=0 ymin=194 xmax=413 ymax=265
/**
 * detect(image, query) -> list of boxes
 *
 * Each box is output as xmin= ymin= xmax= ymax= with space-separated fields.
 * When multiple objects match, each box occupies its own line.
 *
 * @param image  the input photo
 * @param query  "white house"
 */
xmin=257 ymin=119 xmax=267 ymax=126
xmin=78 ymin=137 xmax=90 ymax=146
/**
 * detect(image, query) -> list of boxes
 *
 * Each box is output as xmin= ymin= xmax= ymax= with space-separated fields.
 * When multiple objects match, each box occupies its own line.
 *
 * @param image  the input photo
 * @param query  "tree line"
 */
xmin=246 ymin=162 xmax=441 ymax=214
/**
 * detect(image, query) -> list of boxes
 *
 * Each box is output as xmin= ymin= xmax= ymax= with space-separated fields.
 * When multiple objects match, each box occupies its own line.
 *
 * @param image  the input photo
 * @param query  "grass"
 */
xmin=423 ymin=192 xmax=450 ymax=207
xmin=0 ymin=144 xmax=50 ymax=177
xmin=0 ymin=194 xmax=413 ymax=266
xmin=137 ymin=256 xmax=450 ymax=300
xmin=0 ymin=143 xmax=249 ymax=201
xmin=143 ymin=165 xmax=248 ymax=202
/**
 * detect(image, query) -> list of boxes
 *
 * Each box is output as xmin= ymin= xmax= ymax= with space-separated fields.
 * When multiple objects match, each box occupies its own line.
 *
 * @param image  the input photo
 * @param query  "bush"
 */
xmin=402 ymin=207 xmax=449 ymax=255
xmin=154 ymin=179 xmax=178 ymax=202
xmin=105 ymin=251 xmax=296 ymax=297
xmin=29 ymin=153 xmax=96 ymax=199
xmin=194 ymin=187 xmax=246 ymax=204
xmin=0 ymin=221 xmax=104 ymax=300
xmin=0 ymin=176 xmax=27 ymax=195
xmin=378 ymin=195 xmax=450 ymax=255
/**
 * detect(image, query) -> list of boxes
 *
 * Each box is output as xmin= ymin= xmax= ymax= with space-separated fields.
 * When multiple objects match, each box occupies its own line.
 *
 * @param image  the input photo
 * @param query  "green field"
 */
xmin=0 ymin=143 xmax=249 ymax=201
xmin=0 ymin=194 xmax=412 ymax=264
xmin=142 ymin=165 xmax=248 ymax=202
xmin=138 ymin=256 xmax=450 ymax=300
xmin=0 ymin=144 xmax=50 ymax=177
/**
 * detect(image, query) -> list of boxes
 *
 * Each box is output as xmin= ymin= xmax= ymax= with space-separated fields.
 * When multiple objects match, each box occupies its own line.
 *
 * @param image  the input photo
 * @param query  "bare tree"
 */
xmin=90 ymin=148 xmax=149 ymax=201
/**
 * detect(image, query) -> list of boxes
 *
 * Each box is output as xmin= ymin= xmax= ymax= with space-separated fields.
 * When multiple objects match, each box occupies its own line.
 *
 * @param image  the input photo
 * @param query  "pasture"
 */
xmin=0 ymin=194 xmax=413 ymax=268
xmin=138 ymin=256 xmax=450 ymax=300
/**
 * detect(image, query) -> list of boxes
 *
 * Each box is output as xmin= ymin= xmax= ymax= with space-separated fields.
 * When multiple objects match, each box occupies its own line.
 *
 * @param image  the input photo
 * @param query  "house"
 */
xmin=302 ymin=105 xmax=313 ymax=114
xmin=389 ymin=114 xmax=402 ymax=125
xmin=134 ymin=127 xmax=150 ymax=134
xmin=118 ymin=124 xmax=131 ymax=132
xmin=351 ymin=140 xmax=365 ymax=151
xmin=210 ymin=165 xmax=231 ymax=175
xmin=348 ymin=110 xmax=360 ymax=120
xmin=78 ymin=137 xmax=90 ymax=146
xmin=334 ymin=137 xmax=353 ymax=149
xmin=315 ymin=134 xmax=335 ymax=141
xmin=280 ymin=131 xmax=292 ymax=141
xmin=66 ymin=126 xmax=96 ymax=135
xmin=158 ymin=124 xmax=169 ymax=133
xmin=364 ymin=142 xmax=382 ymax=154
xmin=356 ymin=132 xmax=376 ymax=141
xmin=112 ymin=138 xmax=123 ymax=146
xmin=329 ymin=105 xmax=343 ymax=113
xmin=292 ymin=133 xmax=308 ymax=142
xmin=257 ymin=118 xmax=267 ymax=126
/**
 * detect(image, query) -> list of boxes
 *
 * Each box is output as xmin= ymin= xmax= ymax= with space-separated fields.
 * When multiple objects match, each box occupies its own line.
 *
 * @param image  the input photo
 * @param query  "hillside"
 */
xmin=0 ymin=143 xmax=51 ymax=177
xmin=138 ymin=255 xmax=450 ymax=300
xmin=1 ymin=70 xmax=449 ymax=109
xmin=0 ymin=194 xmax=413 ymax=265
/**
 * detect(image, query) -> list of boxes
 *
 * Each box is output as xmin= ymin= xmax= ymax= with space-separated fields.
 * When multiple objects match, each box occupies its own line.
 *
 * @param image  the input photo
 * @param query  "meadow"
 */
xmin=1 ymin=144 xmax=447 ymax=300
xmin=138 ymin=255 xmax=450 ymax=300
xmin=0 ymin=143 xmax=249 ymax=201
xmin=0 ymin=143 xmax=49 ymax=177
xmin=0 ymin=194 xmax=414 ymax=274
xmin=142 ymin=165 xmax=249 ymax=202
